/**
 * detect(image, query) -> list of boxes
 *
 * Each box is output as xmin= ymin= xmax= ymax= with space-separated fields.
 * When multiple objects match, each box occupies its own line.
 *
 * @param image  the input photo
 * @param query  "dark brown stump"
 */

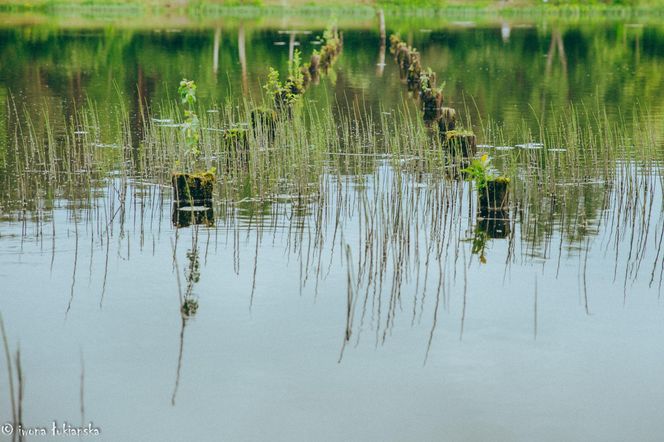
xmin=478 ymin=177 xmax=510 ymax=212
xmin=172 ymin=172 xmax=214 ymax=205
xmin=396 ymin=45 xmax=411 ymax=74
xmin=421 ymin=89 xmax=443 ymax=125
xmin=437 ymin=107 xmax=457 ymax=135
xmin=406 ymin=57 xmax=422 ymax=91
xmin=444 ymin=130 xmax=477 ymax=158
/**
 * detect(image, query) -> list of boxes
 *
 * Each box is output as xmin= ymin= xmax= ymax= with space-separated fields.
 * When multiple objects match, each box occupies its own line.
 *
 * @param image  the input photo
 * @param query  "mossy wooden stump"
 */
xmin=396 ymin=45 xmax=412 ymax=74
xmin=406 ymin=54 xmax=421 ymax=90
xmin=479 ymin=177 xmax=510 ymax=212
xmin=308 ymin=53 xmax=321 ymax=77
xmin=437 ymin=107 xmax=457 ymax=135
xmin=444 ymin=130 xmax=477 ymax=158
xmin=421 ymin=89 xmax=443 ymax=125
xmin=172 ymin=171 xmax=214 ymax=205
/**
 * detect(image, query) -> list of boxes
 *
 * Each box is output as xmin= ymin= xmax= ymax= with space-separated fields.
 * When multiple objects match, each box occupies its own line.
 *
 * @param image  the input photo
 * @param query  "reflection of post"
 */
xmin=555 ymin=30 xmax=567 ymax=75
xmin=238 ymin=24 xmax=248 ymax=93
xmin=501 ymin=21 xmax=511 ymax=43
xmin=376 ymin=9 xmax=386 ymax=76
xmin=213 ymin=27 xmax=221 ymax=76
xmin=545 ymin=29 xmax=567 ymax=78
xmin=289 ymin=32 xmax=296 ymax=62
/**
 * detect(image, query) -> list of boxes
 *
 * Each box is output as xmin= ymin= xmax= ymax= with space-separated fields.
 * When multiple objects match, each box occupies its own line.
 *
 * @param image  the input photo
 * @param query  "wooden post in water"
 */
xmin=443 ymin=130 xmax=477 ymax=158
xmin=438 ymin=107 xmax=457 ymax=134
xmin=478 ymin=178 xmax=510 ymax=212
xmin=172 ymin=172 xmax=214 ymax=205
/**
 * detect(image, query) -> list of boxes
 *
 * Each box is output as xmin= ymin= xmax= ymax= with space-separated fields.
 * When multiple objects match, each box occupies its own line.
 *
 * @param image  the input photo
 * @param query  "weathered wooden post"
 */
xmin=172 ymin=171 xmax=214 ymax=205
xmin=444 ymin=130 xmax=477 ymax=158
xmin=437 ymin=107 xmax=457 ymax=135
xmin=171 ymin=171 xmax=215 ymax=227
xmin=478 ymin=177 xmax=510 ymax=212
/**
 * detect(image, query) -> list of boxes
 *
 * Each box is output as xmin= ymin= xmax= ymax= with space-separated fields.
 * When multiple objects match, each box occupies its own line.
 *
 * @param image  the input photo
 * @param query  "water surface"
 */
xmin=1 ymin=12 xmax=664 ymax=442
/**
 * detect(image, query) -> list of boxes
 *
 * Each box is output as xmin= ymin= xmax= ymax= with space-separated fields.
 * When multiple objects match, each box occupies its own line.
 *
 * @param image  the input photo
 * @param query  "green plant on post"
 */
xmin=463 ymin=154 xmax=511 ymax=211
xmin=178 ymin=78 xmax=200 ymax=156
xmin=286 ymin=49 xmax=305 ymax=95
xmin=172 ymin=78 xmax=216 ymax=215
xmin=462 ymin=154 xmax=493 ymax=191
xmin=264 ymin=66 xmax=299 ymax=112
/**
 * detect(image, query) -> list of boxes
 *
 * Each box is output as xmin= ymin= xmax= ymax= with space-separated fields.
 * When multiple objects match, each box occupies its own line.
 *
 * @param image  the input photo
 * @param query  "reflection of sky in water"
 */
xmin=1 ymin=160 xmax=663 ymax=440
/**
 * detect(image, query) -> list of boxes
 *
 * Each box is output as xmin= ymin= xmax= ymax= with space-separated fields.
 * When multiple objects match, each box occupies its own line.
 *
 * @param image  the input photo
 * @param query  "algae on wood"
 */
xmin=444 ymin=130 xmax=477 ymax=158
xmin=172 ymin=171 xmax=214 ymax=204
xmin=478 ymin=177 xmax=510 ymax=211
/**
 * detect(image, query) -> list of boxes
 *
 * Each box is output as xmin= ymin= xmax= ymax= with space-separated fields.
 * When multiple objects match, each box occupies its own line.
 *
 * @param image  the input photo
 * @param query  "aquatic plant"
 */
xmin=262 ymin=30 xmax=343 ymax=114
xmin=287 ymin=49 xmax=305 ymax=95
xmin=462 ymin=154 xmax=493 ymax=191
xmin=264 ymin=67 xmax=298 ymax=111
xmin=178 ymin=79 xmax=200 ymax=156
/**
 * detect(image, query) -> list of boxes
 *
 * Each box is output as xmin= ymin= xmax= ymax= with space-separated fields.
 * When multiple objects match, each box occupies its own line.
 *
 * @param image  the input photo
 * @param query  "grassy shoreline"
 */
xmin=2 ymin=0 xmax=664 ymax=18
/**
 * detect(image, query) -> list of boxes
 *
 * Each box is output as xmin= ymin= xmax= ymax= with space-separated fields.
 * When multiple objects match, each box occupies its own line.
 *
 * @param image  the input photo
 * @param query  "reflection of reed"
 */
xmin=171 ymin=316 xmax=186 ymax=407
xmin=171 ymin=228 xmax=202 ymax=406
xmin=3 ymin=92 xmax=664 ymax=364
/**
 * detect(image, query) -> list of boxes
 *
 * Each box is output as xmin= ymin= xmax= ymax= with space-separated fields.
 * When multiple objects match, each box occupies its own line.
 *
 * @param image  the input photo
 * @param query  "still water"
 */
xmin=1 ymin=12 xmax=664 ymax=442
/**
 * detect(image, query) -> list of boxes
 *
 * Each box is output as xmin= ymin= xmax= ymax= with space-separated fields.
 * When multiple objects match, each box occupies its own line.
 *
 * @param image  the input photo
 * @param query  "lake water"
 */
xmin=1 ymin=12 xmax=664 ymax=442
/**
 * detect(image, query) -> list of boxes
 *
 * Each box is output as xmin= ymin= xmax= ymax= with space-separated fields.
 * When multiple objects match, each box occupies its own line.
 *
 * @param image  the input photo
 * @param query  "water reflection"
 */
xmin=3 ymin=18 xmax=664 ymax=136
xmin=2 ymin=15 xmax=664 ymax=438
xmin=172 ymin=228 xmax=204 ymax=406
xmin=172 ymin=202 xmax=214 ymax=228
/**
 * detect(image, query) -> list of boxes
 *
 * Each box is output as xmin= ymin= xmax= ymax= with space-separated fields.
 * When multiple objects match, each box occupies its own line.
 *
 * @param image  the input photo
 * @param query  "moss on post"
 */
xmin=478 ymin=177 xmax=510 ymax=212
xmin=421 ymin=89 xmax=443 ymax=125
xmin=172 ymin=171 xmax=214 ymax=204
xmin=406 ymin=53 xmax=421 ymax=91
xmin=437 ymin=107 xmax=457 ymax=135
xmin=444 ymin=130 xmax=477 ymax=158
